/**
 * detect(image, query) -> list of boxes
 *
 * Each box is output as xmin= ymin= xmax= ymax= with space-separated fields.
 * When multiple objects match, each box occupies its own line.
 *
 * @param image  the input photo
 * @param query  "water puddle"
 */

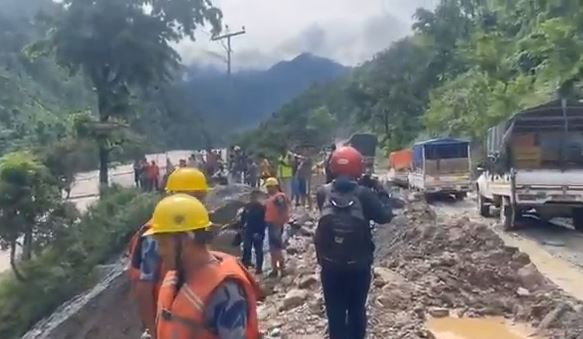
xmin=428 ymin=316 xmax=539 ymax=339
xmin=495 ymin=231 xmax=583 ymax=302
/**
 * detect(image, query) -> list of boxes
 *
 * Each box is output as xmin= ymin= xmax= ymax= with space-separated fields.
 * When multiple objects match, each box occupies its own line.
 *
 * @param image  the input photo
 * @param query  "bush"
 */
xmin=0 ymin=187 xmax=159 ymax=339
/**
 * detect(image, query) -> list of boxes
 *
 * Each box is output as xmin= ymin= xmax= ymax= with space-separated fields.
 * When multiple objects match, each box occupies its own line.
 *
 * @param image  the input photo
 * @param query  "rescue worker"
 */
xmin=315 ymin=146 xmax=392 ymax=339
xmin=128 ymin=167 xmax=209 ymax=337
xmin=145 ymin=194 xmax=262 ymax=339
xmin=264 ymin=177 xmax=290 ymax=278
xmin=277 ymin=151 xmax=294 ymax=196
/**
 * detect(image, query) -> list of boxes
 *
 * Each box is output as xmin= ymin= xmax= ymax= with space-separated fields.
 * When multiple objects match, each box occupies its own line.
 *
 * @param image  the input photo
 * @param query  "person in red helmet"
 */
xmin=315 ymin=146 xmax=392 ymax=339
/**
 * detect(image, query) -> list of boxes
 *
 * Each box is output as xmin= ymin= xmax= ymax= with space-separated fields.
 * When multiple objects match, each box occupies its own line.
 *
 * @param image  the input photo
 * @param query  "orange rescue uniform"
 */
xmin=128 ymin=220 xmax=166 ymax=302
xmin=156 ymin=252 xmax=261 ymax=339
xmin=265 ymin=192 xmax=290 ymax=226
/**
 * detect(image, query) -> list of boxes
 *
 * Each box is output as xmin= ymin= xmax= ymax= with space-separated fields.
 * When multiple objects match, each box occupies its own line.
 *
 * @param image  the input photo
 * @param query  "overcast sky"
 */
xmin=176 ymin=0 xmax=436 ymax=70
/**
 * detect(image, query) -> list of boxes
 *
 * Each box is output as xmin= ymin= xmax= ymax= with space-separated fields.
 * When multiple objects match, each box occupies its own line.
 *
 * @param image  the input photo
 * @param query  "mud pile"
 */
xmin=22 ymin=185 xmax=258 ymax=339
xmin=259 ymin=200 xmax=583 ymax=338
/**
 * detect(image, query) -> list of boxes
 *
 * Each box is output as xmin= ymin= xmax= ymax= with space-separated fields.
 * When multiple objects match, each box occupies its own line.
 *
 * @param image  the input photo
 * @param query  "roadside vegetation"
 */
xmin=0 ymin=186 xmax=157 ymax=338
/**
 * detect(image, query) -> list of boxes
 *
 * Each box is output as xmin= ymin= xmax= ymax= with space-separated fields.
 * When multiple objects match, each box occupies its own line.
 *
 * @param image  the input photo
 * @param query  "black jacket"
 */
xmin=316 ymin=176 xmax=393 ymax=225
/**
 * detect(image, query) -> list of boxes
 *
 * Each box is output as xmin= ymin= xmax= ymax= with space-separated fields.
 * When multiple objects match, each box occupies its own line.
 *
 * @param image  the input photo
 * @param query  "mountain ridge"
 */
xmin=181 ymin=52 xmax=348 ymax=140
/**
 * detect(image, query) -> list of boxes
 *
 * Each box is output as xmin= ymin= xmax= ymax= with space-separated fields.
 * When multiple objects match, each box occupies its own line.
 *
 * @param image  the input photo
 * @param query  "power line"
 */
xmin=211 ymin=25 xmax=246 ymax=76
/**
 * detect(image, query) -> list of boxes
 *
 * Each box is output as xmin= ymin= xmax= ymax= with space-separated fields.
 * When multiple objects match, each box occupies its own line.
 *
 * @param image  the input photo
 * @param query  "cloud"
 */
xmin=176 ymin=0 xmax=433 ymax=70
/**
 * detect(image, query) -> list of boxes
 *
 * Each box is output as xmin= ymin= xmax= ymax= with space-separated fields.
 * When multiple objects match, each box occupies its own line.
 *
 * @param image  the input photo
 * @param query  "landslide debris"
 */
xmin=259 ymin=199 xmax=583 ymax=339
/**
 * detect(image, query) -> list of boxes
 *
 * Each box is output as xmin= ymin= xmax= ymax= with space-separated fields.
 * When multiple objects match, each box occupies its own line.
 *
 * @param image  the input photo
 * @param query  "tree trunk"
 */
xmin=99 ymin=141 xmax=109 ymax=185
xmin=9 ymin=239 xmax=26 ymax=282
xmin=22 ymin=226 xmax=33 ymax=261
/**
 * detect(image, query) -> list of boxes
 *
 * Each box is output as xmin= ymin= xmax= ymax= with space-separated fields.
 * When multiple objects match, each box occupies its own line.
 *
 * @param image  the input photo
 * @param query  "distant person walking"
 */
xmin=296 ymin=154 xmax=313 ymax=208
xmin=140 ymin=159 xmax=150 ymax=191
xmin=264 ymin=177 xmax=290 ymax=278
xmin=247 ymin=158 xmax=260 ymax=188
xmin=148 ymin=161 xmax=160 ymax=192
xmin=277 ymin=151 xmax=294 ymax=196
xmin=133 ymin=160 xmax=142 ymax=188
xmin=241 ymin=190 xmax=267 ymax=275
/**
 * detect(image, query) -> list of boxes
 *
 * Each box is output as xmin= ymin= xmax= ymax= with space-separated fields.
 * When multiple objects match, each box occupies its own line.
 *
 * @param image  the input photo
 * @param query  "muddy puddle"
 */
xmin=428 ymin=316 xmax=539 ymax=339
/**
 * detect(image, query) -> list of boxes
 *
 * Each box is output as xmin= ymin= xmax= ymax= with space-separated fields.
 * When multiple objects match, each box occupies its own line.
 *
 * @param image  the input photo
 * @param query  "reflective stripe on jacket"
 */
xmin=128 ymin=220 xmax=165 ymax=303
xmin=264 ymin=192 xmax=290 ymax=226
xmin=156 ymin=252 xmax=261 ymax=339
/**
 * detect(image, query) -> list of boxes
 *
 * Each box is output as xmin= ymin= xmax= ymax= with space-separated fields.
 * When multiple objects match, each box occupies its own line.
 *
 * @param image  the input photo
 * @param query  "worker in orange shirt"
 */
xmin=128 ymin=167 xmax=209 ymax=338
xmin=264 ymin=177 xmax=290 ymax=278
xmin=146 ymin=194 xmax=262 ymax=339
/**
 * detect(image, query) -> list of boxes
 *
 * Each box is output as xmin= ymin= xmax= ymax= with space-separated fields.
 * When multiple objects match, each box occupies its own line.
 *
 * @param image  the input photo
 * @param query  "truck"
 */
xmin=408 ymin=138 xmax=472 ymax=199
xmin=476 ymin=99 xmax=583 ymax=231
xmin=387 ymin=149 xmax=412 ymax=187
xmin=346 ymin=133 xmax=378 ymax=174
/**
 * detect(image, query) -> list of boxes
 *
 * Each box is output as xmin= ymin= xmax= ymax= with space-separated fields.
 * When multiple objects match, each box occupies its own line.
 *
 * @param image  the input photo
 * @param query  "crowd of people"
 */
xmin=127 ymin=145 xmax=392 ymax=339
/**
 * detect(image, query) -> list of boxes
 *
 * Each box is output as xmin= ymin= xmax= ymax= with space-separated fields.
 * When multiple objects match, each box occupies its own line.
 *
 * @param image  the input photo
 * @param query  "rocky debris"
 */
xmin=260 ymin=199 xmax=583 ymax=338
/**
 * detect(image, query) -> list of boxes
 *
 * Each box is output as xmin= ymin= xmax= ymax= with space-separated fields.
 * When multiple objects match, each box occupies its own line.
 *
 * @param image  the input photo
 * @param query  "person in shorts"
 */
xmin=264 ymin=177 xmax=290 ymax=278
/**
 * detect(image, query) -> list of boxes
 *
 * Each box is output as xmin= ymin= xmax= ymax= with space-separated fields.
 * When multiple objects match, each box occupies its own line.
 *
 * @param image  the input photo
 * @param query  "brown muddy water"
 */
xmin=428 ymin=316 xmax=540 ymax=339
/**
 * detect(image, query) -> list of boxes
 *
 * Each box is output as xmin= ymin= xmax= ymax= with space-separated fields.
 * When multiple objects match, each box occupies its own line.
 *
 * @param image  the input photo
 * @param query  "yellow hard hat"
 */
xmin=165 ymin=167 xmax=208 ymax=193
xmin=265 ymin=177 xmax=279 ymax=187
xmin=143 ymin=194 xmax=211 ymax=236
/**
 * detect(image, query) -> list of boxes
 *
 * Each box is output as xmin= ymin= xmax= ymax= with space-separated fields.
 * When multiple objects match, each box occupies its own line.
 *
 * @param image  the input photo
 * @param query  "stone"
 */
xmin=281 ymin=289 xmax=310 ymax=311
xmin=299 ymin=226 xmax=315 ymax=237
xmin=517 ymin=264 xmax=546 ymax=290
xmin=516 ymin=287 xmax=531 ymax=297
xmin=428 ymin=307 xmax=450 ymax=318
xmin=298 ymin=275 xmax=319 ymax=289
xmin=373 ymin=267 xmax=402 ymax=287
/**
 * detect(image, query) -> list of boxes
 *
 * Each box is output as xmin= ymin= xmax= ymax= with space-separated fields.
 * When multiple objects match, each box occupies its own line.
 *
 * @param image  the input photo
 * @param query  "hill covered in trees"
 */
xmin=242 ymin=0 xmax=583 ymax=154
xmin=184 ymin=53 xmax=348 ymax=135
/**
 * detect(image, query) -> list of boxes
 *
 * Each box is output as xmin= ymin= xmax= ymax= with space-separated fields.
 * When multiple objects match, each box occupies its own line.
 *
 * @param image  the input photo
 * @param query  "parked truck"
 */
xmin=476 ymin=99 xmax=583 ymax=231
xmin=346 ymin=133 xmax=378 ymax=174
xmin=387 ymin=149 xmax=412 ymax=187
xmin=408 ymin=138 xmax=472 ymax=199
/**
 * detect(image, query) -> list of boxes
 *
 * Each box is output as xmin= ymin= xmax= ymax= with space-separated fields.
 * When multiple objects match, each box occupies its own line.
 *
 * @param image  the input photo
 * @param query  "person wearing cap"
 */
xmin=264 ymin=177 xmax=290 ymax=278
xmin=128 ymin=167 xmax=209 ymax=337
xmin=146 ymin=194 xmax=262 ymax=339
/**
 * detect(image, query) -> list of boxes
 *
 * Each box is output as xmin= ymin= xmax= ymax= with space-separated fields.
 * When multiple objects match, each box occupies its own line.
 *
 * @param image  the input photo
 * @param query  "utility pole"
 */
xmin=211 ymin=25 xmax=246 ymax=76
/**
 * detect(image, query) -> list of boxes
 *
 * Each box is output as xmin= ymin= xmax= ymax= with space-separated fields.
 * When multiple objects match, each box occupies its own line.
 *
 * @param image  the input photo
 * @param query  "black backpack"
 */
xmin=315 ymin=184 xmax=372 ymax=270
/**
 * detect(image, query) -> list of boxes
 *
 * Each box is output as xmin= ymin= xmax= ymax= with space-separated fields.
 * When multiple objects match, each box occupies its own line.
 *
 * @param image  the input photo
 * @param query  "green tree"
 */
xmin=30 ymin=0 xmax=221 ymax=185
xmin=0 ymin=152 xmax=62 ymax=281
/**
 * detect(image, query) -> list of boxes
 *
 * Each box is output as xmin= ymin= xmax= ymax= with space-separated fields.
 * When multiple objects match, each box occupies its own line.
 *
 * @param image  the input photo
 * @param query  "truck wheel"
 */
xmin=500 ymin=197 xmax=517 ymax=231
xmin=477 ymin=193 xmax=490 ymax=218
xmin=573 ymin=208 xmax=583 ymax=232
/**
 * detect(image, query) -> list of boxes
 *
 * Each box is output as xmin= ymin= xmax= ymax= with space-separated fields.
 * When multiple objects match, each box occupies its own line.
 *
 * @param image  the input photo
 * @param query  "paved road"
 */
xmin=0 ymin=150 xmax=194 ymax=273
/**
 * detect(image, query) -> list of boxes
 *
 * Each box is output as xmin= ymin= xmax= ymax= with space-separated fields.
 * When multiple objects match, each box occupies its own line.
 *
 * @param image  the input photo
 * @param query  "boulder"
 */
xmin=298 ymin=275 xmax=319 ymax=289
xmin=281 ymin=289 xmax=310 ymax=311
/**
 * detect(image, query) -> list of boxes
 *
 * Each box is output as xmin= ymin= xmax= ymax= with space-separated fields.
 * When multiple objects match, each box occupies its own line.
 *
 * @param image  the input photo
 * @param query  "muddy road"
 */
xmin=431 ymin=196 xmax=583 ymax=302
